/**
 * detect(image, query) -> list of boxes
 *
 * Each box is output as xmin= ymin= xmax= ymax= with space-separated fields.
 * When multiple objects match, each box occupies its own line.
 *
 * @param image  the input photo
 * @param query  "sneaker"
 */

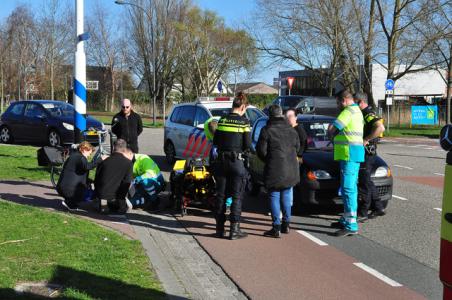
xmin=369 ymin=210 xmax=386 ymax=219
xmin=334 ymin=228 xmax=358 ymax=237
xmin=330 ymin=221 xmax=344 ymax=229
xmin=62 ymin=201 xmax=78 ymax=211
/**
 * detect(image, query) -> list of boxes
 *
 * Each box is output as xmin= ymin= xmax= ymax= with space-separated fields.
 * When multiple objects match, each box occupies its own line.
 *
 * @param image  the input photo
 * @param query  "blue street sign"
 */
xmin=217 ymin=80 xmax=223 ymax=93
xmin=385 ymin=79 xmax=395 ymax=91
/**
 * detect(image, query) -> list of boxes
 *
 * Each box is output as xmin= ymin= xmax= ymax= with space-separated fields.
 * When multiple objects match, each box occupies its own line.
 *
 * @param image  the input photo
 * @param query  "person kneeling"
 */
xmin=94 ymin=139 xmax=134 ymax=214
xmin=129 ymin=153 xmax=165 ymax=211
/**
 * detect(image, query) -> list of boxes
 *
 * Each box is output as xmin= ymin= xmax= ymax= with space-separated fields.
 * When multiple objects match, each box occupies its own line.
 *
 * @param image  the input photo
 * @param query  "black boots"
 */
xmin=215 ymin=216 xmax=226 ymax=238
xmin=264 ymin=225 xmax=281 ymax=238
xmin=281 ymin=222 xmax=290 ymax=234
xmin=229 ymin=222 xmax=248 ymax=240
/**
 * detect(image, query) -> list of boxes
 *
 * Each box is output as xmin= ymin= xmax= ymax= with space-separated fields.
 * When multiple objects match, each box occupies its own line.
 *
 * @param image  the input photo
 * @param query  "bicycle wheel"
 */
xmin=50 ymin=165 xmax=63 ymax=188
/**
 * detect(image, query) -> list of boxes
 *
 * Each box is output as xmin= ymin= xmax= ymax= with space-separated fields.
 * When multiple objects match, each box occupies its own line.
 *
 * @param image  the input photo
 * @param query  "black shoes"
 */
xmin=369 ymin=210 xmax=386 ymax=219
xmin=264 ymin=225 xmax=281 ymax=238
xmin=334 ymin=228 xmax=358 ymax=237
xmin=229 ymin=222 xmax=248 ymax=240
xmin=281 ymin=222 xmax=290 ymax=234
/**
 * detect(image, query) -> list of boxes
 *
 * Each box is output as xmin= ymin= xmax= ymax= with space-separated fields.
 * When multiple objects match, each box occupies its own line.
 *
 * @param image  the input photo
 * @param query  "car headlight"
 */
xmin=308 ymin=170 xmax=332 ymax=180
xmin=373 ymin=166 xmax=390 ymax=178
xmin=62 ymin=122 xmax=74 ymax=131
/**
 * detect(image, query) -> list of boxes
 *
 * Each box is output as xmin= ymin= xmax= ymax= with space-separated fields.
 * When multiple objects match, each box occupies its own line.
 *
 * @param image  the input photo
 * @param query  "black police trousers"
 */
xmin=358 ymin=154 xmax=384 ymax=215
xmin=214 ymin=157 xmax=247 ymax=223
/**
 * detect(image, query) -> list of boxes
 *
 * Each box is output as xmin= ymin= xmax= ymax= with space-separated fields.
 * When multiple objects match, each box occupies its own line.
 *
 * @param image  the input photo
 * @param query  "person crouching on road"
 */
xmin=129 ymin=153 xmax=165 ymax=211
xmin=354 ymin=92 xmax=386 ymax=222
xmin=213 ymin=92 xmax=251 ymax=240
xmin=94 ymin=139 xmax=134 ymax=214
xmin=257 ymin=104 xmax=300 ymax=238
xmin=57 ymin=141 xmax=103 ymax=210
xmin=328 ymin=90 xmax=365 ymax=237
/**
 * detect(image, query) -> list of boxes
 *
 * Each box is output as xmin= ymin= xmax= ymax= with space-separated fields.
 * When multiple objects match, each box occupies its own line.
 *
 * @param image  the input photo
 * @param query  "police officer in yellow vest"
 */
xmin=328 ymin=90 xmax=365 ymax=237
xmin=213 ymin=92 xmax=251 ymax=240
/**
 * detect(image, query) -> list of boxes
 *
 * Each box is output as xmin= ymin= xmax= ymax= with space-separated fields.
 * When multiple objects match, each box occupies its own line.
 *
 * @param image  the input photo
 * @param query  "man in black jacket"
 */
xmin=111 ymin=99 xmax=143 ymax=153
xmin=94 ymin=139 xmax=134 ymax=213
xmin=257 ymin=104 xmax=300 ymax=238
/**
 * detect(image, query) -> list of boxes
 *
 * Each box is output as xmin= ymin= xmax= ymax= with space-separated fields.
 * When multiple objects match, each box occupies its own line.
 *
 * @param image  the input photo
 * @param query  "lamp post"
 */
xmin=115 ymin=0 xmax=157 ymax=125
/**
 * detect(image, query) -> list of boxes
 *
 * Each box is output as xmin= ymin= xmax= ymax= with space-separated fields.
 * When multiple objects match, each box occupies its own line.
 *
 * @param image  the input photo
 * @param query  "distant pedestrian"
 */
xmin=57 ymin=141 xmax=102 ymax=210
xmin=257 ymin=104 xmax=300 ymax=238
xmin=328 ymin=90 xmax=365 ymax=237
xmin=354 ymin=92 xmax=386 ymax=221
xmin=111 ymin=99 xmax=143 ymax=153
xmin=286 ymin=108 xmax=308 ymax=161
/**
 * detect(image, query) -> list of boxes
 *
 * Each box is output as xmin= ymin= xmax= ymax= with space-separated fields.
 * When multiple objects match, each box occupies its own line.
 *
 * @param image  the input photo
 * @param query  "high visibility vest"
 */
xmin=333 ymin=104 xmax=364 ymax=162
xmin=204 ymin=116 xmax=220 ymax=141
xmin=133 ymin=153 xmax=161 ymax=179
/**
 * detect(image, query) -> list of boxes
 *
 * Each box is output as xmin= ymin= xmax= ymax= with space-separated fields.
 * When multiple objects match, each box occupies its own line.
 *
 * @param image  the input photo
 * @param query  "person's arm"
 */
xmin=80 ymin=155 xmax=99 ymax=172
xmin=242 ymin=121 xmax=252 ymax=152
xmin=136 ymin=113 xmax=143 ymax=136
xmin=294 ymin=130 xmax=301 ymax=156
xmin=364 ymin=120 xmax=385 ymax=145
xmin=328 ymin=109 xmax=351 ymax=139
xmin=256 ymin=127 xmax=268 ymax=161
xmin=136 ymin=157 xmax=160 ymax=180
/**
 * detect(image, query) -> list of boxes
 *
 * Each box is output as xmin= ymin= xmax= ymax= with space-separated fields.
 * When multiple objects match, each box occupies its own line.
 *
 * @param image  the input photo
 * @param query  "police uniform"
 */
xmin=213 ymin=112 xmax=251 ymax=239
xmin=358 ymin=106 xmax=384 ymax=217
xmin=333 ymin=103 xmax=365 ymax=233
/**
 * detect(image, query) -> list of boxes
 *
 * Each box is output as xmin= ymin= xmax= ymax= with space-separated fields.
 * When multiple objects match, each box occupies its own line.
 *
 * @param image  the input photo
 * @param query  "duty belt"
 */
xmin=218 ymin=151 xmax=245 ymax=161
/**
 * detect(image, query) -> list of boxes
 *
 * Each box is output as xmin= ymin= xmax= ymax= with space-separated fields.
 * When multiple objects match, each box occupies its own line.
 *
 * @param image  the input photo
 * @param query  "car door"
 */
xmin=192 ymin=107 xmax=211 ymax=158
xmin=245 ymin=107 xmax=264 ymax=128
xmin=248 ymin=117 xmax=268 ymax=184
xmin=174 ymin=105 xmax=196 ymax=158
xmin=23 ymin=103 xmax=48 ymax=142
xmin=4 ymin=102 xmax=26 ymax=141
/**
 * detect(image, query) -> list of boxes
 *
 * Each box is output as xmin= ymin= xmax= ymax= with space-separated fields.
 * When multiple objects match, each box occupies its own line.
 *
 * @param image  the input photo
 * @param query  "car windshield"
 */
xmin=42 ymin=102 xmax=74 ymax=118
xmin=302 ymin=121 xmax=333 ymax=150
xmin=209 ymin=108 xmax=230 ymax=118
xmin=282 ymin=97 xmax=304 ymax=109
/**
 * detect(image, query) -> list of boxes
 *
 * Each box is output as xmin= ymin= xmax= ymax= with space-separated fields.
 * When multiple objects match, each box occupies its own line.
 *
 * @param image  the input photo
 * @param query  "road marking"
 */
xmin=434 ymin=208 xmax=442 ymax=212
xmin=296 ymin=230 xmax=328 ymax=246
xmin=434 ymin=173 xmax=445 ymax=176
xmin=111 ymin=221 xmax=129 ymax=225
xmin=393 ymin=164 xmax=413 ymax=170
xmin=392 ymin=195 xmax=408 ymax=201
xmin=353 ymin=263 xmax=403 ymax=287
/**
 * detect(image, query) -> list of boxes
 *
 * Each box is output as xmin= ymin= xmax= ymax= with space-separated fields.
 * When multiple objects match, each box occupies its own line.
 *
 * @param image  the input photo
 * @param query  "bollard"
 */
xmin=439 ymin=124 xmax=452 ymax=299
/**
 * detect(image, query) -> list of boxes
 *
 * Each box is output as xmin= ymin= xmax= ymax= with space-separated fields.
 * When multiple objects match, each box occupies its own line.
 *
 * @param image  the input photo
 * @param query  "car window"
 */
xmin=301 ymin=121 xmax=332 ymax=149
xmin=24 ymin=103 xmax=45 ymax=118
xmin=252 ymin=118 xmax=267 ymax=143
xmin=209 ymin=108 xmax=230 ymax=118
xmin=8 ymin=103 xmax=25 ymax=116
xmin=283 ymin=97 xmax=304 ymax=109
xmin=194 ymin=107 xmax=210 ymax=126
xmin=179 ymin=106 xmax=196 ymax=126
xmin=246 ymin=108 xmax=261 ymax=126
xmin=170 ymin=107 xmax=182 ymax=123
xmin=43 ymin=102 xmax=74 ymax=117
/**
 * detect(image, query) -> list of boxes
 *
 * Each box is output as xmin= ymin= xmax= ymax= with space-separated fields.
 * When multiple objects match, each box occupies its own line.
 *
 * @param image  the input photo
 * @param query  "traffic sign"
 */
xmin=385 ymin=90 xmax=394 ymax=95
xmin=385 ymin=79 xmax=395 ymax=91
xmin=287 ymin=77 xmax=295 ymax=90
xmin=217 ymin=80 xmax=223 ymax=93
xmin=386 ymin=94 xmax=393 ymax=105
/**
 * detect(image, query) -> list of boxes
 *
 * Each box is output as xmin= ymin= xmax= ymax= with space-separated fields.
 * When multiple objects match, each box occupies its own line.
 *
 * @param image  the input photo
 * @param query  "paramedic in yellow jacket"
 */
xmin=129 ymin=153 xmax=165 ymax=210
xmin=328 ymin=90 xmax=365 ymax=237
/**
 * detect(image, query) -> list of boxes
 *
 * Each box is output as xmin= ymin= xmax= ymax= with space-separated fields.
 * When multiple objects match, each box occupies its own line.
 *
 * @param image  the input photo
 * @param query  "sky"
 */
xmin=0 ymin=0 xmax=285 ymax=85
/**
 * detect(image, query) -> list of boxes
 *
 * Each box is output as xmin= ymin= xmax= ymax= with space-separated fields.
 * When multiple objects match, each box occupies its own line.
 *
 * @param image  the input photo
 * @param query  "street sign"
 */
xmin=385 ymin=79 xmax=395 ymax=91
xmin=386 ymin=95 xmax=393 ymax=105
xmin=385 ymin=90 xmax=394 ymax=95
xmin=217 ymin=80 xmax=223 ymax=93
xmin=287 ymin=77 xmax=295 ymax=90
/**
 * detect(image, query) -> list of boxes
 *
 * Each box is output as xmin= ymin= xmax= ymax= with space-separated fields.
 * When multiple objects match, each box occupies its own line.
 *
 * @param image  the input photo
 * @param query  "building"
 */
xmin=230 ymin=82 xmax=278 ymax=94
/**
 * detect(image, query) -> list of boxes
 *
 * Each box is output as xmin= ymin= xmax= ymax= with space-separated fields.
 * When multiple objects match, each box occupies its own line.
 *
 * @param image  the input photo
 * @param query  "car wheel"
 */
xmin=48 ymin=130 xmax=61 ymax=147
xmin=0 ymin=126 xmax=12 ymax=143
xmin=165 ymin=141 xmax=176 ymax=165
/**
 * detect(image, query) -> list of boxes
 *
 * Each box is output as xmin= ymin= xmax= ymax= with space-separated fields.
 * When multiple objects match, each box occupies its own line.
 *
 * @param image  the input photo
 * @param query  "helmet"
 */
xmin=440 ymin=125 xmax=452 ymax=151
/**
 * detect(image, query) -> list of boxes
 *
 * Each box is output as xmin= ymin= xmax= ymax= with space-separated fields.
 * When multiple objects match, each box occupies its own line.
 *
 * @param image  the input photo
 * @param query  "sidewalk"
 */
xmin=0 ymin=180 xmax=247 ymax=300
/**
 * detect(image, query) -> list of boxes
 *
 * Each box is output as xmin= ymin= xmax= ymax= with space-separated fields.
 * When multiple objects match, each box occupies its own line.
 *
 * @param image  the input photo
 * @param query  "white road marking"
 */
xmin=353 ymin=263 xmax=403 ymax=287
xmin=392 ymin=195 xmax=408 ymax=201
xmin=393 ymin=164 xmax=413 ymax=170
xmin=434 ymin=173 xmax=445 ymax=176
xmin=111 ymin=221 xmax=129 ymax=225
xmin=296 ymin=230 xmax=328 ymax=246
xmin=434 ymin=208 xmax=442 ymax=212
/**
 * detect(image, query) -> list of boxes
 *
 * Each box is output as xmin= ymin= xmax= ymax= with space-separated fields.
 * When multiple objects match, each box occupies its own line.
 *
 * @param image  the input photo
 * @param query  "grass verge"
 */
xmin=384 ymin=125 xmax=441 ymax=138
xmin=0 ymin=200 xmax=163 ymax=299
xmin=0 ymin=145 xmax=49 ymax=181
xmin=88 ymin=111 xmax=164 ymax=128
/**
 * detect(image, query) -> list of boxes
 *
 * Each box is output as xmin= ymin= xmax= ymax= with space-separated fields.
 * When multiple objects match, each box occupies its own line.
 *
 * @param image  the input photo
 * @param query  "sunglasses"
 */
xmin=122 ymin=106 xmax=130 ymax=109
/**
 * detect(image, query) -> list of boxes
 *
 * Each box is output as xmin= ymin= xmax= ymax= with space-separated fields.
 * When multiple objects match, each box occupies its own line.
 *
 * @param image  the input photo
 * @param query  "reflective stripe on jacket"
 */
xmin=133 ymin=153 xmax=161 ymax=179
xmin=333 ymin=104 xmax=364 ymax=162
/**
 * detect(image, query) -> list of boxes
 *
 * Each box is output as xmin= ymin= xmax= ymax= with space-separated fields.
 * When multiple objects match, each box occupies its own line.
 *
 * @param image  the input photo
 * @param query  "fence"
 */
xmin=378 ymin=103 xmax=449 ymax=127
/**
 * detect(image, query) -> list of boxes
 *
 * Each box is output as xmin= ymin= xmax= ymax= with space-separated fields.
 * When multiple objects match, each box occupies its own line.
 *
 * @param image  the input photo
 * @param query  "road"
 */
xmin=138 ymin=129 xmax=445 ymax=299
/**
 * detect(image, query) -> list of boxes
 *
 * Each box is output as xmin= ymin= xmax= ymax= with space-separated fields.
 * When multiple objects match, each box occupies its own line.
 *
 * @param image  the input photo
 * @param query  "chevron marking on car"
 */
xmin=187 ymin=130 xmax=205 ymax=157
xmin=203 ymin=144 xmax=212 ymax=158
xmin=182 ymin=128 xmax=201 ymax=157
xmin=195 ymin=135 xmax=208 ymax=157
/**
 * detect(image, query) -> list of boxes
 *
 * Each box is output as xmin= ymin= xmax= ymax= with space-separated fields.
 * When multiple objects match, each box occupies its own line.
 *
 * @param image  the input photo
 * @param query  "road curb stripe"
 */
xmin=434 ymin=173 xmax=445 ymax=176
xmin=296 ymin=230 xmax=328 ymax=246
xmin=434 ymin=208 xmax=442 ymax=212
xmin=393 ymin=164 xmax=413 ymax=170
xmin=392 ymin=195 xmax=408 ymax=201
xmin=353 ymin=263 xmax=403 ymax=287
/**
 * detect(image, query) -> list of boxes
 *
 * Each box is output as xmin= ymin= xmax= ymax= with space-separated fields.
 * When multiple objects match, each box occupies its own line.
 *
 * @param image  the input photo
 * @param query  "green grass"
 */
xmin=88 ymin=111 xmax=163 ymax=128
xmin=0 ymin=200 xmax=163 ymax=299
xmin=0 ymin=145 xmax=50 ymax=181
xmin=384 ymin=125 xmax=441 ymax=138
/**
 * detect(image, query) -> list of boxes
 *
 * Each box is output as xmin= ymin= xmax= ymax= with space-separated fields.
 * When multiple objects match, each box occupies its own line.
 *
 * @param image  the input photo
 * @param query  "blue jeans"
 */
xmin=269 ymin=187 xmax=293 ymax=226
xmin=130 ymin=174 xmax=165 ymax=207
xmin=339 ymin=161 xmax=360 ymax=231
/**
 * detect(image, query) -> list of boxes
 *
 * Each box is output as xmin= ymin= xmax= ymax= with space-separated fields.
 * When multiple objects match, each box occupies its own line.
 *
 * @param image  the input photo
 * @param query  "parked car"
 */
xmin=0 ymin=100 xmax=105 ymax=146
xmin=263 ymin=95 xmax=339 ymax=117
xmin=248 ymin=114 xmax=393 ymax=211
xmin=164 ymin=96 xmax=265 ymax=164
xmin=262 ymin=95 xmax=307 ymax=115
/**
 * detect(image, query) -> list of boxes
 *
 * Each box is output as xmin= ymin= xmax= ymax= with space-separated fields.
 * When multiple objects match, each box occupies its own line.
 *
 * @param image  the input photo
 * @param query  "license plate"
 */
xmin=86 ymin=131 xmax=97 ymax=136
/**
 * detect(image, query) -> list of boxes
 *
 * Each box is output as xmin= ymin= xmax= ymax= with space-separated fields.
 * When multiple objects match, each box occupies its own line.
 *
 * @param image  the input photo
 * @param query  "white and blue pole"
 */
xmin=73 ymin=0 xmax=87 ymax=142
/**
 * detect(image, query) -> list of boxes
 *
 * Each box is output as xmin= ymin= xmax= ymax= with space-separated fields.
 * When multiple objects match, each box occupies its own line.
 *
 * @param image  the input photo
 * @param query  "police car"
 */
xmin=164 ymin=96 xmax=265 ymax=164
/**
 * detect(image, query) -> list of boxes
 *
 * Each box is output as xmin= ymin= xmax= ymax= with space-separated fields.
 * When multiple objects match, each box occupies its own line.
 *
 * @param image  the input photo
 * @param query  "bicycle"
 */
xmin=50 ymin=128 xmax=109 ymax=188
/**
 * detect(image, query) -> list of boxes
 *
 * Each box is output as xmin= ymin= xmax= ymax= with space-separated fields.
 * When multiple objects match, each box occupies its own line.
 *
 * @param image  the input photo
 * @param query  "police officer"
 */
xmin=354 ymin=92 xmax=386 ymax=221
xmin=328 ymin=90 xmax=365 ymax=237
xmin=212 ymin=92 xmax=251 ymax=240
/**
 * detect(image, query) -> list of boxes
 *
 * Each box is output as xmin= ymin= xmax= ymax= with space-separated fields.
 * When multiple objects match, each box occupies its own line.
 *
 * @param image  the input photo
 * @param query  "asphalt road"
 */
xmin=138 ymin=129 xmax=445 ymax=299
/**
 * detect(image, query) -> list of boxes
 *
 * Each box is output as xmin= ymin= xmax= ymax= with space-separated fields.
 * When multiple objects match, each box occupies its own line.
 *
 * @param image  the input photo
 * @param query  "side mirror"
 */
xmin=196 ymin=123 xmax=204 ymax=129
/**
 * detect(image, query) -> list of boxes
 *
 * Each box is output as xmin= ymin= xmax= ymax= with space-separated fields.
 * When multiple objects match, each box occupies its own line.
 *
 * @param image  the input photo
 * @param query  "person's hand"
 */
xmin=363 ymin=139 xmax=369 ymax=146
xmin=101 ymin=155 xmax=108 ymax=160
xmin=297 ymin=156 xmax=303 ymax=164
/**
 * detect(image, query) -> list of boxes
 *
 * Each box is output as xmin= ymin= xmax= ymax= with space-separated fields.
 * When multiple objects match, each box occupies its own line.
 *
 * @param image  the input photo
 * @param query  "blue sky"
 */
xmin=0 ymin=0 xmax=282 ymax=84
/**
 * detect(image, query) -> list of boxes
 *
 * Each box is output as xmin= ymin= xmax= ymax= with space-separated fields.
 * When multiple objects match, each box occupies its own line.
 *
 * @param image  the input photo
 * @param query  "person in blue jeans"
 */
xmin=256 ymin=104 xmax=300 ymax=238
